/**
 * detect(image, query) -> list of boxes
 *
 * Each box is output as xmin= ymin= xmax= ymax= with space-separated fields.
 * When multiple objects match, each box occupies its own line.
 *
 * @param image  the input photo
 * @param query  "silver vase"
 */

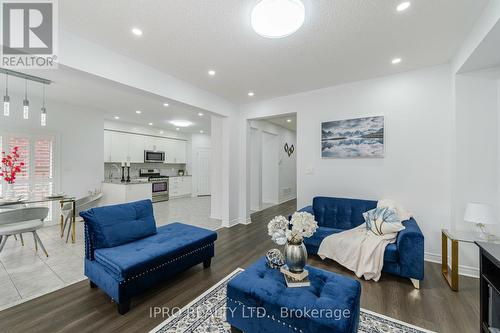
xmin=284 ymin=241 xmax=307 ymax=273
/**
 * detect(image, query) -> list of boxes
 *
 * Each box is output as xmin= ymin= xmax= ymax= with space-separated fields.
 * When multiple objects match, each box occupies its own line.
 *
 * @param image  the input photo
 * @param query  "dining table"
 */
xmin=0 ymin=196 xmax=77 ymax=243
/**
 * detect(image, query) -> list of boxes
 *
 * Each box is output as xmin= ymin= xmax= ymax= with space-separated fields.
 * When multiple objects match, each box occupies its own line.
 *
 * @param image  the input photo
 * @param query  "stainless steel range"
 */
xmin=139 ymin=169 xmax=169 ymax=203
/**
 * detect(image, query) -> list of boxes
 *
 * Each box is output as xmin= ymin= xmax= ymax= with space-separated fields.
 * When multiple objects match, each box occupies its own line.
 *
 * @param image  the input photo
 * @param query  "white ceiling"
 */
xmin=8 ymin=66 xmax=213 ymax=133
xmin=59 ymin=0 xmax=488 ymax=104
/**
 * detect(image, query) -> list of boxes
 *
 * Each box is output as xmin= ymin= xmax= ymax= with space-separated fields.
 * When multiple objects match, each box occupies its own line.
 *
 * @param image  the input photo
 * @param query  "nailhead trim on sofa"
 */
xmin=119 ymin=243 xmax=214 ymax=285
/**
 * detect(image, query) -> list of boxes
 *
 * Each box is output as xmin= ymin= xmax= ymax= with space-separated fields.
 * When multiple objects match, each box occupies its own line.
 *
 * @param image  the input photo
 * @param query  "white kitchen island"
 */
xmin=101 ymin=181 xmax=152 ymax=205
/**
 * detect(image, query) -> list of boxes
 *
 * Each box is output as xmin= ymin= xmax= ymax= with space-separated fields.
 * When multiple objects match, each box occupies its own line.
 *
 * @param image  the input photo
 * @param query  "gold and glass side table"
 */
xmin=441 ymin=229 xmax=500 ymax=291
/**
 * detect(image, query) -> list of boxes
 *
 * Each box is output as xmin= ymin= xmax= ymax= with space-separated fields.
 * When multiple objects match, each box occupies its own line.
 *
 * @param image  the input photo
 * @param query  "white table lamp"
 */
xmin=464 ymin=202 xmax=497 ymax=239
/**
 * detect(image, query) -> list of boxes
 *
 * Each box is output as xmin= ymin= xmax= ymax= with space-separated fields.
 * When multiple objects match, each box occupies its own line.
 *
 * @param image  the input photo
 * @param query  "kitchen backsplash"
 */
xmin=104 ymin=163 xmax=188 ymax=180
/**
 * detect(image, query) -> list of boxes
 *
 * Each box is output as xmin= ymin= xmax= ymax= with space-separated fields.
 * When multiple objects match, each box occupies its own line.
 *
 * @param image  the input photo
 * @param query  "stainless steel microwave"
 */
xmin=144 ymin=150 xmax=165 ymax=163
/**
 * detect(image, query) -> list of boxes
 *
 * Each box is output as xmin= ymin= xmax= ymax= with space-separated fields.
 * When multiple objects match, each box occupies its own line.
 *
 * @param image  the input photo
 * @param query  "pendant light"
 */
xmin=23 ymin=79 xmax=29 ymax=119
xmin=3 ymin=74 xmax=9 ymax=116
xmin=41 ymin=84 xmax=47 ymax=127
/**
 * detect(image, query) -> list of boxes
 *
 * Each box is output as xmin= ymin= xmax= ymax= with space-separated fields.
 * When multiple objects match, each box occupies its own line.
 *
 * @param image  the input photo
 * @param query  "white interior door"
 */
xmin=196 ymin=149 xmax=211 ymax=196
xmin=261 ymin=131 xmax=279 ymax=204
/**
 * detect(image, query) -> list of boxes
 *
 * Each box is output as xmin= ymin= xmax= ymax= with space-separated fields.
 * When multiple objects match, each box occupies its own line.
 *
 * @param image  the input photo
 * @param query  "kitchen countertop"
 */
xmin=102 ymin=180 xmax=151 ymax=185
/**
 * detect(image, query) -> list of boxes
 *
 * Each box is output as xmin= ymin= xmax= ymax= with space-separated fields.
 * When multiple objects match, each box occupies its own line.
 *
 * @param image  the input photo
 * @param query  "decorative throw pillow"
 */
xmin=363 ymin=207 xmax=405 ymax=236
xmin=377 ymin=199 xmax=413 ymax=221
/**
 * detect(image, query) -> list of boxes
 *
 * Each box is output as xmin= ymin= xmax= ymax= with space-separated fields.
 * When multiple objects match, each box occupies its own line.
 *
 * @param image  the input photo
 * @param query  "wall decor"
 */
xmin=284 ymin=143 xmax=295 ymax=157
xmin=321 ymin=116 xmax=384 ymax=158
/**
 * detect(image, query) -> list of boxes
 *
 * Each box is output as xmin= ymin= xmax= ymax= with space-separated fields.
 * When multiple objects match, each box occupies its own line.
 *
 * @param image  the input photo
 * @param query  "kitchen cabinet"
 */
xmin=102 ymin=182 xmax=152 ymax=205
xmin=110 ymin=132 xmax=129 ymax=162
xmin=166 ymin=140 xmax=187 ymax=164
xmin=104 ymin=130 xmax=188 ymax=164
xmin=128 ymin=135 xmax=145 ymax=163
xmin=169 ymin=176 xmax=192 ymax=198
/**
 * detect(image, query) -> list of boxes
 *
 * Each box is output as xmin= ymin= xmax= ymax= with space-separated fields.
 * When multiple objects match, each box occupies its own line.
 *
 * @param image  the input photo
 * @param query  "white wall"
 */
xmin=0 ymin=98 xmax=104 ymax=198
xmin=453 ymin=75 xmax=499 ymax=269
xmin=240 ymin=65 xmax=454 ymax=267
xmin=261 ymin=131 xmax=280 ymax=204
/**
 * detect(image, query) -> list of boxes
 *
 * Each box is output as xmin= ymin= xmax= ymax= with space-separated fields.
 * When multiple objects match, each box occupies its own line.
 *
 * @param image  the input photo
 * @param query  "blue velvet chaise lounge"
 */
xmin=80 ymin=199 xmax=217 ymax=314
xmin=299 ymin=197 xmax=424 ymax=288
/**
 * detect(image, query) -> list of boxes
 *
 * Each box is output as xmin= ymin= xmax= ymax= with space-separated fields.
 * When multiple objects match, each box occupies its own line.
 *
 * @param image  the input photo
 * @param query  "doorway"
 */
xmin=196 ymin=149 xmax=211 ymax=196
xmin=248 ymin=114 xmax=297 ymax=212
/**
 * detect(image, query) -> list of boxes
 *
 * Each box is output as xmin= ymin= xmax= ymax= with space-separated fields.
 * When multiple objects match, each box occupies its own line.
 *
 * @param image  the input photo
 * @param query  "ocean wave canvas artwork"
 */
xmin=321 ymin=116 xmax=384 ymax=158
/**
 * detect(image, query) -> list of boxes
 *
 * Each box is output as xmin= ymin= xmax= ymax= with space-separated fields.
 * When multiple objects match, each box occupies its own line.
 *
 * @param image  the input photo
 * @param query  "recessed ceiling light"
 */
xmin=114 ymin=116 xmax=120 ymax=120
xmin=160 ymin=130 xmax=164 ymax=134
xmin=248 ymin=92 xmax=255 ymax=97
xmin=208 ymin=70 xmax=216 ymax=76
xmin=391 ymin=58 xmax=402 ymax=64
xmin=286 ymin=119 xmax=292 ymax=123
xmin=148 ymin=122 xmax=153 ymax=126
xmin=251 ymin=0 xmax=305 ymax=38
xmin=170 ymin=120 xmax=193 ymax=127
xmin=396 ymin=2 xmax=411 ymax=12
xmin=200 ymin=130 xmax=204 ymax=134
xmin=131 ymin=27 xmax=143 ymax=36
xmin=163 ymin=103 xmax=169 ymax=107
xmin=176 ymin=128 xmax=180 ymax=131
xmin=135 ymin=110 xmax=142 ymax=114
xmin=198 ymin=112 xmax=204 ymax=117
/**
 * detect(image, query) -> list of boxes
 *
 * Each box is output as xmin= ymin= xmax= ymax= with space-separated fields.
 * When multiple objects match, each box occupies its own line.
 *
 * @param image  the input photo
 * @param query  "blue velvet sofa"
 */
xmin=227 ymin=257 xmax=361 ymax=333
xmin=299 ymin=197 xmax=424 ymax=288
xmin=80 ymin=200 xmax=217 ymax=314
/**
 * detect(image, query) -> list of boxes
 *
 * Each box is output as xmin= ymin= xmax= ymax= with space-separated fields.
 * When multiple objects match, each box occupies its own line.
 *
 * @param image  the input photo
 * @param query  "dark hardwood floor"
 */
xmin=0 ymin=199 xmax=479 ymax=333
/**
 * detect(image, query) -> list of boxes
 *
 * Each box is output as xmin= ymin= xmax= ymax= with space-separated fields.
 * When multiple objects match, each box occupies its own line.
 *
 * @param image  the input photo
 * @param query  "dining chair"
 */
xmin=61 ymin=192 xmax=102 ymax=243
xmin=0 ymin=207 xmax=50 ymax=256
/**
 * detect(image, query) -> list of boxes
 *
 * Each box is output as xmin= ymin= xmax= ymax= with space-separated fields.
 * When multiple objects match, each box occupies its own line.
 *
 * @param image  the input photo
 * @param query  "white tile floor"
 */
xmin=0 ymin=196 xmax=221 ymax=311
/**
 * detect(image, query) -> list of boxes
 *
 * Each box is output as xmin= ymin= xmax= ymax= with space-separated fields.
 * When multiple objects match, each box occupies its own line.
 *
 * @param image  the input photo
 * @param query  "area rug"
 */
xmin=150 ymin=269 xmax=434 ymax=333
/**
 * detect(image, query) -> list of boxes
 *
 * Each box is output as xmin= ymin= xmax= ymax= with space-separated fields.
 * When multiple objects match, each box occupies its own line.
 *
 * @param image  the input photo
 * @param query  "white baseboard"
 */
xmin=425 ymin=252 xmax=479 ymax=278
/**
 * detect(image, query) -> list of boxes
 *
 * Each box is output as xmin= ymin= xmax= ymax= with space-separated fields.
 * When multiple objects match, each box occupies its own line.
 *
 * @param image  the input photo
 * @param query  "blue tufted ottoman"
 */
xmin=226 ymin=257 xmax=361 ymax=333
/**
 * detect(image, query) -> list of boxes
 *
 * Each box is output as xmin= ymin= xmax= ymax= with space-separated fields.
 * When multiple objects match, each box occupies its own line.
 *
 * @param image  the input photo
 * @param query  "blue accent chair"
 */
xmin=227 ymin=257 xmax=361 ymax=333
xmin=80 ymin=200 xmax=217 ymax=314
xmin=299 ymin=197 xmax=424 ymax=288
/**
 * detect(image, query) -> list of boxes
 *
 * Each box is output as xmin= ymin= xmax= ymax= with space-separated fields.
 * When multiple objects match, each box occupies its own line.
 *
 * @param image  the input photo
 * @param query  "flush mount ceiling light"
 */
xmin=170 ymin=120 xmax=193 ymax=127
xmin=114 ymin=116 xmax=120 ymax=120
xmin=198 ymin=112 xmax=204 ymax=117
xmin=208 ymin=70 xmax=216 ymax=76
xmin=135 ymin=110 xmax=142 ymax=114
xmin=396 ymin=1 xmax=411 ymax=12
xmin=391 ymin=58 xmax=402 ymax=64
xmin=248 ymin=91 xmax=255 ymax=97
xmin=148 ymin=122 xmax=153 ymax=126
xmin=131 ymin=27 xmax=143 ymax=36
xmin=163 ymin=103 xmax=169 ymax=107
xmin=251 ymin=0 xmax=305 ymax=38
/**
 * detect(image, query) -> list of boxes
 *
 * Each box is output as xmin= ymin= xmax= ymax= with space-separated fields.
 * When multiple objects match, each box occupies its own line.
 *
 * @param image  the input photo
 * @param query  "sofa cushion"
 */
xmin=94 ymin=222 xmax=217 ymax=280
xmin=304 ymin=226 xmax=344 ymax=252
xmin=383 ymin=243 xmax=399 ymax=263
xmin=305 ymin=226 xmax=399 ymax=263
xmin=80 ymin=199 xmax=157 ymax=249
xmin=313 ymin=197 xmax=377 ymax=230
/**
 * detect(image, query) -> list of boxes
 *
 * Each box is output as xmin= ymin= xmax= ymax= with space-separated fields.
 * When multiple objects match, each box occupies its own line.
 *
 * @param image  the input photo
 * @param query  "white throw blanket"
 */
xmin=317 ymin=224 xmax=399 ymax=281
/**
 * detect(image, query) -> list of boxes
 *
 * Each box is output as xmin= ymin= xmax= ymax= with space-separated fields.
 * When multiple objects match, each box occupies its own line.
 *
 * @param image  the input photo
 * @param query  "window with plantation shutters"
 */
xmin=1 ymin=133 xmax=56 ymax=220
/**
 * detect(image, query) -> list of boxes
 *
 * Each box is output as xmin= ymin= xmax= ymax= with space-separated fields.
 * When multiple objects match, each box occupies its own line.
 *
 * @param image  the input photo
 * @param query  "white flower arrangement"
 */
xmin=268 ymin=212 xmax=318 ymax=245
